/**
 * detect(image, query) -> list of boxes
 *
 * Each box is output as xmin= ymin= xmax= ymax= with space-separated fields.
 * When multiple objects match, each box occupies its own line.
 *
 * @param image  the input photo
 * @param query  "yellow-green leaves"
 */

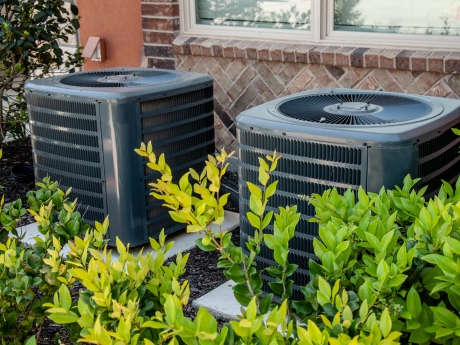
xmin=407 ymin=287 xmax=421 ymax=319
xmin=379 ymin=308 xmax=392 ymax=338
xmin=45 ymin=284 xmax=79 ymax=324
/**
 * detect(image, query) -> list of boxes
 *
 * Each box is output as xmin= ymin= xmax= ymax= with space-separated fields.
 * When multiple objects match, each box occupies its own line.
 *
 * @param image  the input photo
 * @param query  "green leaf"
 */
xmin=48 ymin=313 xmax=79 ymax=324
xmin=246 ymin=212 xmax=261 ymax=229
xmin=318 ymin=276 xmax=331 ymax=299
xmin=409 ymin=329 xmax=430 ymax=343
xmin=379 ymin=308 xmax=391 ymax=338
xmin=292 ymin=301 xmax=313 ymax=315
xmin=261 ymin=211 xmax=273 ymax=229
xmin=25 ymin=336 xmax=37 ymax=345
xmin=249 ymin=194 xmax=263 ymax=216
xmin=386 ymin=274 xmax=407 ymax=288
xmin=258 ymin=165 xmax=270 ymax=186
xmin=419 ymin=207 xmax=432 ymax=230
xmin=70 ymin=4 xmax=79 ymax=15
xmin=194 ymin=238 xmax=215 ymax=251
xmin=424 ymin=254 xmax=457 ymax=276
xmin=432 ymin=307 xmax=458 ymax=328
xmin=445 ymin=237 xmax=460 ymax=255
xmin=436 ymin=328 xmax=454 ymax=338
xmin=265 ymin=181 xmax=278 ymax=198
xmin=407 ymin=287 xmax=421 ymax=319
xmin=259 ymin=293 xmax=273 ymax=314
xmin=59 ymin=284 xmax=72 ymax=311
xmin=227 ymin=264 xmax=245 ymax=278
xmin=246 ymin=182 xmax=262 ymax=200
xmin=365 ymin=232 xmax=381 ymax=251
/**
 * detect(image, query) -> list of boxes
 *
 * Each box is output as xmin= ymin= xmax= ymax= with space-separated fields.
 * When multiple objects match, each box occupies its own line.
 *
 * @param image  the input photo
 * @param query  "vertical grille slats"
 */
xmin=140 ymin=87 xmax=213 ymax=114
xmin=238 ymin=128 xmax=364 ymax=300
xmin=239 ymin=131 xmax=362 ymax=165
xmin=240 ymin=149 xmax=361 ymax=186
xmin=32 ymin=139 xmax=100 ymax=163
xmin=29 ymin=93 xmax=106 ymax=229
xmin=141 ymin=101 xmax=213 ymax=129
xmin=417 ymin=119 xmax=460 ymax=196
xmin=35 ymin=168 xmax=103 ymax=194
xmin=27 ymin=94 xmax=96 ymax=116
xmin=30 ymin=110 xmax=98 ymax=132
xmin=31 ymin=124 xmax=99 ymax=148
xmin=142 ymin=116 xmax=214 ymax=144
xmin=34 ymin=154 xmax=101 ymax=179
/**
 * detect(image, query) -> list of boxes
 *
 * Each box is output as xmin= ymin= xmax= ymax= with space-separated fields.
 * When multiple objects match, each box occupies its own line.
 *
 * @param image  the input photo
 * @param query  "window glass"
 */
xmin=196 ymin=0 xmax=311 ymax=30
xmin=334 ymin=0 xmax=460 ymax=36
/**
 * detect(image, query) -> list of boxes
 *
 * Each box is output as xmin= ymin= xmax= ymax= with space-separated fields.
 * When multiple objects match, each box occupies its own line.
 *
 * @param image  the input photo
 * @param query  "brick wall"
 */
xmin=169 ymin=38 xmax=460 ymax=153
xmin=141 ymin=0 xmax=179 ymax=69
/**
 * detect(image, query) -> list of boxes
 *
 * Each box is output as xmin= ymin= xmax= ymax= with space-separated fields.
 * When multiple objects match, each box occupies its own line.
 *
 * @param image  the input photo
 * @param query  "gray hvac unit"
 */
xmin=236 ymin=88 xmax=460 ymax=299
xmin=25 ymin=67 xmax=214 ymax=246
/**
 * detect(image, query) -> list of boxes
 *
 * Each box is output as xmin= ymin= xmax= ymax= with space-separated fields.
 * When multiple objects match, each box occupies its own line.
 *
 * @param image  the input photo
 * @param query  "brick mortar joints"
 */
xmin=171 ymin=37 xmax=459 ymax=74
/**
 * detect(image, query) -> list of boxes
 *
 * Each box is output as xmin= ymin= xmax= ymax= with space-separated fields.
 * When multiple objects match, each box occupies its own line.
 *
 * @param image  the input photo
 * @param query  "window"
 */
xmin=180 ymin=0 xmax=460 ymax=50
xmin=195 ymin=0 xmax=311 ymax=30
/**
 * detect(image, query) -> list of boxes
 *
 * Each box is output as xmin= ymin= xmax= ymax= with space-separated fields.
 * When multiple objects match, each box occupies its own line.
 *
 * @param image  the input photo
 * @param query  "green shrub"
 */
xmin=0 ymin=0 xmax=83 ymax=141
xmin=302 ymin=175 xmax=460 ymax=344
xmin=0 ymin=178 xmax=104 ymax=344
xmin=43 ymin=142 xmax=460 ymax=344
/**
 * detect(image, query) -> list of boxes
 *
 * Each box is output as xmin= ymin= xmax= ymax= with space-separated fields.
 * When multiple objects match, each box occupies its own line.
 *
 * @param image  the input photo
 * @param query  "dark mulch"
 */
xmin=1 ymin=138 xmax=239 ymax=344
xmin=172 ymin=229 xmax=240 ymax=323
xmin=0 ymin=138 xmax=35 ymax=225
xmin=37 ymin=231 xmax=239 ymax=344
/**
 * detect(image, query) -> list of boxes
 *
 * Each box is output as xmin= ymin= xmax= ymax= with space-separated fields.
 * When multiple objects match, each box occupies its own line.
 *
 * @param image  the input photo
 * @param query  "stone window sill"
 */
xmin=172 ymin=36 xmax=460 ymax=74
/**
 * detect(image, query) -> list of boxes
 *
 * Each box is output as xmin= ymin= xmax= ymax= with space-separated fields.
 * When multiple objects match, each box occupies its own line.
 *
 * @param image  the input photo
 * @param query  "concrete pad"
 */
xmin=17 ymin=210 xmax=240 ymax=262
xmin=114 ymin=210 xmax=240 ymax=261
xmin=20 ymin=222 xmax=71 ymax=256
xmin=192 ymin=280 xmax=241 ymax=320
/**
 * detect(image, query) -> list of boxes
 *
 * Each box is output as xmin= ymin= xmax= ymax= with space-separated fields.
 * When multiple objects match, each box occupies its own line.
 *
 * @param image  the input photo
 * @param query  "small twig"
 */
xmin=36 ymin=318 xmax=45 ymax=343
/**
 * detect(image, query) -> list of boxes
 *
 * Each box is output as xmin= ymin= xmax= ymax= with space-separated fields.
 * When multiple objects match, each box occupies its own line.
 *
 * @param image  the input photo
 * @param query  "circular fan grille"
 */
xmin=59 ymin=70 xmax=179 ymax=88
xmin=278 ymin=93 xmax=433 ymax=125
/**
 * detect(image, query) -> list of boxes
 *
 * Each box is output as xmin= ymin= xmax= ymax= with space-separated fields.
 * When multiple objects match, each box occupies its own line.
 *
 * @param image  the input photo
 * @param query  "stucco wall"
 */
xmin=78 ymin=0 xmax=144 ymax=70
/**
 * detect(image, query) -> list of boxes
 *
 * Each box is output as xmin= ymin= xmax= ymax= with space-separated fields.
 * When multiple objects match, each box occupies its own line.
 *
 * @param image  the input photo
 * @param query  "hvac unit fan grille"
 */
xmin=29 ymin=94 xmax=106 ymax=225
xmin=278 ymin=93 xmax=433 ymax=125
xmin=59 ymin=70 xmax=179 ymax=88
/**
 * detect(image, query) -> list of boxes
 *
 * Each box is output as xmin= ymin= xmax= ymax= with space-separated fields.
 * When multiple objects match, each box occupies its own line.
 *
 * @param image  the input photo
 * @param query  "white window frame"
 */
xmin=179 ymin=0 xmax=460 ymax=51
xmin=180 ymin=0 xmax=317 ymax=43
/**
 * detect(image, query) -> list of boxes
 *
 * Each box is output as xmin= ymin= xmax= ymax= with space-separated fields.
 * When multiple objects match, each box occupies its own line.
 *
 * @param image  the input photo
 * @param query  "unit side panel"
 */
xmin=417 ymin=118 xmax=460 ymax=197
xmin=237 ymin=129 xmax=366 ymax=299
xmin=27 ymin=92 xmax=107 ymax=227
xmin=137 ymin=85 xmax=215 ymax=239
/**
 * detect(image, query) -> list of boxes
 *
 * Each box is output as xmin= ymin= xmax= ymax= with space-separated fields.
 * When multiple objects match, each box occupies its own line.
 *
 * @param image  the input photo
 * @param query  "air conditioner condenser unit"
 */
xmin=236 ymin=88 xmax=460 ymax=299
xmin=26 ymin=67 xmax=214 ymax=246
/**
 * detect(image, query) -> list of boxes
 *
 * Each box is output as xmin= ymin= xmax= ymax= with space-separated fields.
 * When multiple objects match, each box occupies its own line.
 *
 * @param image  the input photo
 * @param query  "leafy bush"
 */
xmin=303 ymin=176 xmax=460 ymax=344
xmin=44 ymin=145 xmax=401 ymax=344
xmin=0 ymin=177 xmax=106 ymax=344
xmin=0 ymin=0 xmax=83 ymax=141
xmin=41 ymin=142 xmax=460 ymax=344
